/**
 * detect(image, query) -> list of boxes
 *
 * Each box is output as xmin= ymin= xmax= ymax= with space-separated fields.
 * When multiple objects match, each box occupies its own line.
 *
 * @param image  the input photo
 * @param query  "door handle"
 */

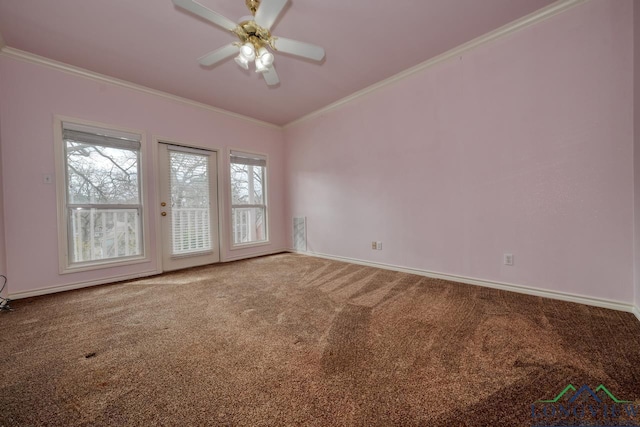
xmin=161 ymin=202 xmax=167 ymax=207
xmin=161 ymin=212 xmax=167 ymax=216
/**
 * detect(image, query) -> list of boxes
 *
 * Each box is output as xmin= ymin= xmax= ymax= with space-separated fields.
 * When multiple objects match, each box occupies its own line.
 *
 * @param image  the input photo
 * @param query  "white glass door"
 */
xmin=158 ymin=143 xmax=219 ymax=271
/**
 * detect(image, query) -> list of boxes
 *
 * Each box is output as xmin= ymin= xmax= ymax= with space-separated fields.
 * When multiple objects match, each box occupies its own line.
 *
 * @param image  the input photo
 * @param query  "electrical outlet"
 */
xmin=504 ymin=253 xmax=514 ymax=266
xmin=371 ymin=241 xmax=377 ymax=250
xmin=376 ymin=241 xmax=382 ymax=250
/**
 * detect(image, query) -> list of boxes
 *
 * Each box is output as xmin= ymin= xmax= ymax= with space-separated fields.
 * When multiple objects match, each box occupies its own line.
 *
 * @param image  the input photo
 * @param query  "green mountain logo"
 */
xmin=537 ymin=384 xmax=632 ymax=404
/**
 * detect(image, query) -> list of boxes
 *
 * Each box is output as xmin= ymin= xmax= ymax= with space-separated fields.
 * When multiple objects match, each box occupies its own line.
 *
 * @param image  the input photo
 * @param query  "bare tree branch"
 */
xmin=68 ymin=164 xmax=108 ymax=201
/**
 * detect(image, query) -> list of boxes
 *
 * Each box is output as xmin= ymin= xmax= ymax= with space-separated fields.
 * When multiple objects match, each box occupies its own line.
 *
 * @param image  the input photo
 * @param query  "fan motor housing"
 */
xmin=233 ymin=20 xmax=274 ymax=50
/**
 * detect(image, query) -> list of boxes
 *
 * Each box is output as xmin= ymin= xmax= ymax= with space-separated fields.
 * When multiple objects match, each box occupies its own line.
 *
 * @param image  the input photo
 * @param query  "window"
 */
xmin=230 ymin=150 xmax=267 ymax=246
xmin=58 ymin=121 xmax=144 ymax=269
xmin=167 ymin=146 xmax=212 ymax=255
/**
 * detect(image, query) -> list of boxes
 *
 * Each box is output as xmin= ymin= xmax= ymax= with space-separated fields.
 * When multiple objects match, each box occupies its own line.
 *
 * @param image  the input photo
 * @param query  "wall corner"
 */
xmin=634 ymin=0 xmax=640 ymax=311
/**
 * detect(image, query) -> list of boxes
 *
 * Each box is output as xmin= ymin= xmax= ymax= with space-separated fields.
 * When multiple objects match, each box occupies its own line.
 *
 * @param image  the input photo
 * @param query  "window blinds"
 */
xmin=230 ymin=150 xmax=266 ymax=167
xmin=62 ymin=122 xmax=141 ymax=150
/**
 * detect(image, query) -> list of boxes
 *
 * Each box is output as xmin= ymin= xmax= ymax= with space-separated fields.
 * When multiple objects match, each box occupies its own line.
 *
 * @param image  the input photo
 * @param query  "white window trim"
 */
xmin=228 ymin=148 xmax=270 ymax=250
xmin=54 ymin=116 xmax=151 ymax=274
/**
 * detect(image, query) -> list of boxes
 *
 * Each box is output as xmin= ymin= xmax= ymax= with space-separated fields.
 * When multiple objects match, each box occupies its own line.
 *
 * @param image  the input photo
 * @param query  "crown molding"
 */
xmin=0 ymin=45 xmax=281 ymax=130
xmin=284 ymin=0 xmax=588 ymax=129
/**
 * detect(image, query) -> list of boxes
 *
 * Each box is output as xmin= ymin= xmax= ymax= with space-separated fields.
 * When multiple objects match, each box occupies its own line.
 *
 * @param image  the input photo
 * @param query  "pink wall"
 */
xmin=635 ymin=1 xmax=640 ymax=310
xmin=285 ymin=0 xmax=635 ymax=303
xmin=0 ymin=56 xmax=286 ymax=295
xmin=1 ymin=1 xmax=637 ymax=306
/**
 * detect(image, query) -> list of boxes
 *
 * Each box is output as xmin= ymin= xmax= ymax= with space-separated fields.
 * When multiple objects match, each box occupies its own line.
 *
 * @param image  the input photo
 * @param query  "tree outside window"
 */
xmin=230 ymin=151 xmax=267 ymax=246
xmin=63 ymin=124 xmax=143 ymax=264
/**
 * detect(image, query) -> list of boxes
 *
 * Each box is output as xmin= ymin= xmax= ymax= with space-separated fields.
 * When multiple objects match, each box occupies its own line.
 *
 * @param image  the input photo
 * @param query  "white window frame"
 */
xmin=229 ymin=149 xmax=269 ymax=249
xmin=54 ymin=116 xmax=150 ymax=273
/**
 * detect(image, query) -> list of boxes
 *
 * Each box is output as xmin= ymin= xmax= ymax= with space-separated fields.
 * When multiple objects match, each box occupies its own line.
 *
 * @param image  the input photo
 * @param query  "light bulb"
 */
xmin=255 ymin=56 xmax=268 ymax=73
xmin=240 ymin=43 xmax=255 ymax=61
xmin=258 ymin=48 xmax=274 ymax=67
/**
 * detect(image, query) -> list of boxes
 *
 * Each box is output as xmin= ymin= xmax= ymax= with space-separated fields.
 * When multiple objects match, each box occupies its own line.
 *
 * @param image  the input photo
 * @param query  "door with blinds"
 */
xmin=158 ymin=143 xmax=219 ymax=271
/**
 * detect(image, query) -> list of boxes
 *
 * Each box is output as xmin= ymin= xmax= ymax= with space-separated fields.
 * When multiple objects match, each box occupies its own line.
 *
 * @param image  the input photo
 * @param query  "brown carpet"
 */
xmin=1 ymin=253 xmax=640 ymax=426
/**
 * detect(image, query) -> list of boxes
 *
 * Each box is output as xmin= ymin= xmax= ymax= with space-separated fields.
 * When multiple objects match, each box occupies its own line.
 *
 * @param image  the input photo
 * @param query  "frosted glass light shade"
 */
xmin=258 ymin=48 xmax=274 ymax=66
xmin=255 ymin=57 xmax=268 ymax=73
xmin=234 ymin=54 xmax=249 ymax=70
xmin=240 ymin=43 xmax=256 ymax=61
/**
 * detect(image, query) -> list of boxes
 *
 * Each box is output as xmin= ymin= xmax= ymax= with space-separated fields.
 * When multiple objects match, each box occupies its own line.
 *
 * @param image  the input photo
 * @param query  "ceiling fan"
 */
xmin=173 ymin=0 xmax=326 ymax=86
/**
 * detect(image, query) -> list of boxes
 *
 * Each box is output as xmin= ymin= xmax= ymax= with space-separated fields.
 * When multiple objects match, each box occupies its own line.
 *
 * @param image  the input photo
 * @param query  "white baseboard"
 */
xmin=289 ymin=250 xmax=637 ymax=315
xmin=9 ymin=249 xmax=640 ymax=324
xmin=8 ymin=269 xmax=160 ymax=300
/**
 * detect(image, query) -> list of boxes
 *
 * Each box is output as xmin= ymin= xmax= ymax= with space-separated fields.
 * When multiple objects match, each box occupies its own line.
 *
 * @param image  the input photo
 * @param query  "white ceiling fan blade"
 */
xmin=273 ymin=37 xmax=325 ymax=61
xmin=262 ymin=66 xmax=280 ymax=86
xmin=254 ymin=0 xmax=288 ymax=30
xmin=172 ymin=0 xmax=237 ymax=31
xmin=198 ymin=43 xmax=239 ymax=66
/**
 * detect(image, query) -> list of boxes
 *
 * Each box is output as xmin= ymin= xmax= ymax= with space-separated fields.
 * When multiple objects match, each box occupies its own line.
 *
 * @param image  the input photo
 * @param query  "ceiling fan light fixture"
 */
xmin=173 ymin=0 xmax=325 ymax=86
xmin=258 ymin=47 xmax=274 ymax=67
xmin=234 ymin=54 xmax=250 ymax=70
xmin=255 ymin=56 xmax=269 ymax=73
xmin=240 ymin=42 xmax=256 ymax=61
